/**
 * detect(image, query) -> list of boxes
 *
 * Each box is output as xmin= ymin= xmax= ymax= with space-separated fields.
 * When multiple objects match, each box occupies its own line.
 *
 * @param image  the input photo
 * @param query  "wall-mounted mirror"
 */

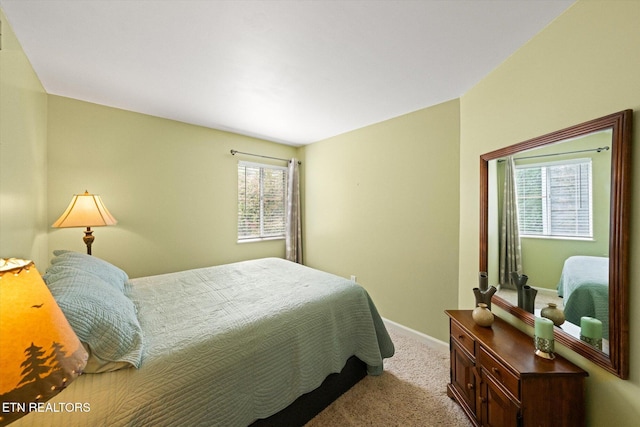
xmin=480 ymin=110 xmax=632 ymax=379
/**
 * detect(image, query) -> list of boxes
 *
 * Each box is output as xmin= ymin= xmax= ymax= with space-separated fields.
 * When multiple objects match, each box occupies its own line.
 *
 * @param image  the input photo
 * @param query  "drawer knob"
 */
xmin=467 ymin=383 xmax=474 ymax=390
xmin=491 ymin=367 xmax=500 ymax=375
xmin=458 ymin=335 xmax=465 ymax=340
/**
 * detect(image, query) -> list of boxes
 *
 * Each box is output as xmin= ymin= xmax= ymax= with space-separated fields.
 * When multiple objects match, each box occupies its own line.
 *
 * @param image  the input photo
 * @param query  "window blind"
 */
xmin=238 ymin=162 xmax=287 ymax=239
xmin=515 ymin=159 xmax=592 ymax=238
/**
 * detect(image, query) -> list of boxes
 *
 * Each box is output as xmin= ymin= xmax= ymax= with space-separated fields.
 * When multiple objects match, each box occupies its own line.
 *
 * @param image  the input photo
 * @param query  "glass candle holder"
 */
xmin=579 ymin=335 xmax=603 ymax=351
xmin=534 ymin=335 xmax=555 ymax=359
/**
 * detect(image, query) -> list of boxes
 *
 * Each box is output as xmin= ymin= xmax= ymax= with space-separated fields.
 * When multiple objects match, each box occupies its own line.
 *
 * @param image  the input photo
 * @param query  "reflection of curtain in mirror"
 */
xmin=499 ymin=156 xmax=522 ymax=288
xmin=285 ymin=159 xmax=302 ymax=263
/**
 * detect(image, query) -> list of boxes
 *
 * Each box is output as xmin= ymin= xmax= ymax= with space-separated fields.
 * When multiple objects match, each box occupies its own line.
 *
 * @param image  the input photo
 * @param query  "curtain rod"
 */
xmin=499 ymin=146 xmax=609 ymax=162
xmin=230 ymin=149 xmax=301 ymax=164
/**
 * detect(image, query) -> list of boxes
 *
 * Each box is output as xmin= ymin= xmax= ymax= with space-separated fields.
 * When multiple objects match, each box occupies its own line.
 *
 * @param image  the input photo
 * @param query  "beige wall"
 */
xmin=302 ymin=99 xmax=460 ymax=340
xmin=47 ymin=96 xmax=299 ymax=278
xmin=0 ymin=9 xmax=48 ymax=267
xmin=459 ymin=1 xmax=640 ymax=425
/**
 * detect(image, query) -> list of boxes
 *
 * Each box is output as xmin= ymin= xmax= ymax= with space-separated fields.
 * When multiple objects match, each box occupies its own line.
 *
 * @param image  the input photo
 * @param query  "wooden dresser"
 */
xmin=445 ymin=310 xmax=587 ymax=427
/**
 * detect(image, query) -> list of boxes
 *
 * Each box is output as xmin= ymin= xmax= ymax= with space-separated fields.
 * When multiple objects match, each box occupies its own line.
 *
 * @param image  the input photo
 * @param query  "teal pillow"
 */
xmin=44 ymin=267 xmax=143 ymax=371
xmin=49 ymin=250 xmax=128 ymax=292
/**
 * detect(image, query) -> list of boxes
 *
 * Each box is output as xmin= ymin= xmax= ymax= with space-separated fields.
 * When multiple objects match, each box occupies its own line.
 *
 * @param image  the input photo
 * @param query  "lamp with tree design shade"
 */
xmin=0 ymin=258 xmax=87 ymax=426
xmin=52 ymin=191 xmax=117 ymax=255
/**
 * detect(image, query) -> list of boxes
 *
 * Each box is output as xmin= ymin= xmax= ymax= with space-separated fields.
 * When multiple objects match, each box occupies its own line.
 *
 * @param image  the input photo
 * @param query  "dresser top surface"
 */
xmin=446 ymin=310 xmax=588 ymax=377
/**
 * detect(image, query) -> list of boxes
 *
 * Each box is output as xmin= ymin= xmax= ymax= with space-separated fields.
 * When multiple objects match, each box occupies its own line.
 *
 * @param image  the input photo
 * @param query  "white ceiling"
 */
xmin=1 ymin=0 xmax=574 ymax=146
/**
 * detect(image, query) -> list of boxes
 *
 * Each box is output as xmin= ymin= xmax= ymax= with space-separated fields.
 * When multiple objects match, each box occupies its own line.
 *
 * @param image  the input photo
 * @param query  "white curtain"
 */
xmin=499 ymin=156 xmax=522 ymax=288
xmin=285 ymin=159 xmax=302 ymax=263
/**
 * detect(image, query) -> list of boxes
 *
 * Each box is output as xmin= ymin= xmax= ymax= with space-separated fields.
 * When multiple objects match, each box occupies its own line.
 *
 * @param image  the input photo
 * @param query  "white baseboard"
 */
xmin=382 ymin=318 xmax=449 ymax=354
xmin=536 ymin=287 xmax=559 ymax=297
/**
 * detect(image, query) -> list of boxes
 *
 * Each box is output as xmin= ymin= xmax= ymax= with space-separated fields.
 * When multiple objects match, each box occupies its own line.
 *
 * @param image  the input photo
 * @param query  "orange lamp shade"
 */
xmin=0 ymin=259 xmax=88 ymax=425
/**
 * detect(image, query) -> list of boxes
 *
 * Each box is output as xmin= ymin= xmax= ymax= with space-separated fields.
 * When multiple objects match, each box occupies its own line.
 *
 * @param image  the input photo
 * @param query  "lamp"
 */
xmin=52 ymin=191 xmax=117 ymax=255
xmin=0 ymin=258 xmax=87 ymax=425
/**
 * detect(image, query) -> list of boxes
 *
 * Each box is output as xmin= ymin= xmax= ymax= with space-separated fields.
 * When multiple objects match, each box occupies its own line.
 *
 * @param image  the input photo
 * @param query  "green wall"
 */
xmin=46 ymin=96 xmax=299 ymax=278
xmin=0 ymin=5 xmax=296 ymax=279
xmin=459 ymin=1 xmax=640 ymax=425
xmin=301 ymin=99 xmax=460 ymax=340
xmin=0 ymin=9 xmax=48 ymax=267
xmin=3 ymin=1 xmax=640 ymax=424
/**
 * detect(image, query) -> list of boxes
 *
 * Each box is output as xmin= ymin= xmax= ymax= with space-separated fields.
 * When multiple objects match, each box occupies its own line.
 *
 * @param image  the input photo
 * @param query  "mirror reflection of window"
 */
xmin=515 ymin=159 xmax=593 ymax=239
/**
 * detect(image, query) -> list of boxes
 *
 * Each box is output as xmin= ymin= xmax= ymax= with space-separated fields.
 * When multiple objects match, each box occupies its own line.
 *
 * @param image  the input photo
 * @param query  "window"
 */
xmin=237 ymin=161 xmax=287 ymax=240
xmin=515 ymin=159 xmax=592 ymax=238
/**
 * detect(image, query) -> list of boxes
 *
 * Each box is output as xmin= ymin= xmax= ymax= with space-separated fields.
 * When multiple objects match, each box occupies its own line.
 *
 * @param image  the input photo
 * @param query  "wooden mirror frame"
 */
xmin=479 ymin=110 xmax=632 ymax=379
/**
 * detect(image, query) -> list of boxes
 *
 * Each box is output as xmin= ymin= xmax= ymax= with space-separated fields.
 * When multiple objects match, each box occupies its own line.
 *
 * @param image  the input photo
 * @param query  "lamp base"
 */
xmin=83 ymin=227 xmax=94 ymax=255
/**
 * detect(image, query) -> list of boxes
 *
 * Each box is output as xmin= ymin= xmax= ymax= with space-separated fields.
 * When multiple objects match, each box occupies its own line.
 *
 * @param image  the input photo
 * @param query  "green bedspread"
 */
xmin=13 ymin=258 xmax=394 ymax=427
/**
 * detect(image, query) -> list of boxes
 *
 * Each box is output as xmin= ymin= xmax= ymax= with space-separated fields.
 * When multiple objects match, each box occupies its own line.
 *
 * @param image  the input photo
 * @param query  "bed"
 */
xmin=556 ymin=255 xmax=609 ymax=339
xmin=11 ymin=252 xmax=394 ymax=427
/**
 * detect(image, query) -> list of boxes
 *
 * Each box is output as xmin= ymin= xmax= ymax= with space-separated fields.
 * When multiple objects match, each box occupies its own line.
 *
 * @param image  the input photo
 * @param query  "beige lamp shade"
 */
xmin=52 ymin=191 xmax=117 ymax=255
xmin=0 ymin=259 xmax=88 ymax=425
xmin=52 ymin=191 xmax=117 ymax=228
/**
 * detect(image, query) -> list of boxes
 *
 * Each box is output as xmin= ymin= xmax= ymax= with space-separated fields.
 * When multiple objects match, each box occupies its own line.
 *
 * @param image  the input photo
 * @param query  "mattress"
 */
xmin=12 ymin=258 xmax=394 ymax=426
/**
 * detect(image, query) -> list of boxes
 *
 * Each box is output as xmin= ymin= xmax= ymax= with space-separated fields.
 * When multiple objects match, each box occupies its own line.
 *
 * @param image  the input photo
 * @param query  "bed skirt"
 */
xmin=250 ymin=356 xmax=367 ymax=426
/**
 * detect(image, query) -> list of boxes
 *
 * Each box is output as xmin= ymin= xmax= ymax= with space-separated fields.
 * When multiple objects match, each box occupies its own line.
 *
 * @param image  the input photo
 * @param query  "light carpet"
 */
xmin=305 ymin=328 xmax=471 ymax=426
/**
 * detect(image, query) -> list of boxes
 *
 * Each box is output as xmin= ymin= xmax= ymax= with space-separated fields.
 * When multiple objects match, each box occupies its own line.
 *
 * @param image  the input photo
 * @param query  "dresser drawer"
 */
xmin=479 ymin=346 xmax=519 ymax=399
xmin=451 ymin=320 xmax=475 ymax=357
